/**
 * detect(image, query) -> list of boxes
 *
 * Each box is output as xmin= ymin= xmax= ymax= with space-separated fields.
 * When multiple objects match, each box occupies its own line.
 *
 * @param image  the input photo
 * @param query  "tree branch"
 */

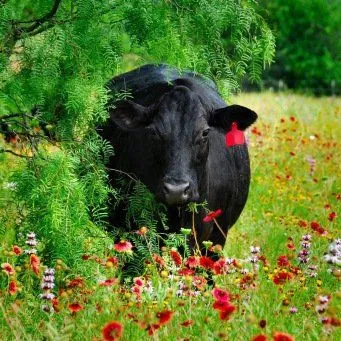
xmin=0 ymin=148 xmax=32 ymax=159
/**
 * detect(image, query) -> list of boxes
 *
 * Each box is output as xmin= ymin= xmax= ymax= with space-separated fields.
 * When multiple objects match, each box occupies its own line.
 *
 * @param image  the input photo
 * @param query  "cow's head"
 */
xmin=110 ymin=85 xmax=257 ymax=205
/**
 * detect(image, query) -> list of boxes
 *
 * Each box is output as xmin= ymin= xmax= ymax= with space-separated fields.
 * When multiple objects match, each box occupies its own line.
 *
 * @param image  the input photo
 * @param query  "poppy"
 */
xmin=203 ymin=209 xmax=223 ymax=223
xmin=102 ymin=321 xmax=123 ymax=341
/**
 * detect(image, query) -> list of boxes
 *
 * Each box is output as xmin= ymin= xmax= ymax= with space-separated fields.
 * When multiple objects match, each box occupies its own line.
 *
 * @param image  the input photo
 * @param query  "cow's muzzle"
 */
xmin=163 ymin=181 xmax=191 ymax=205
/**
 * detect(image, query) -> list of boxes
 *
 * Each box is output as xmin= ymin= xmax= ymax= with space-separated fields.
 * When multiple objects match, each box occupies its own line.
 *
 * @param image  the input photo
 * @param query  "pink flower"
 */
xmin=1 ymin=263 xmax=15 ymax=275
xmin=203 ymin=209 xmax=223 ymax=223
xmin=212 ymin=287 xmax=230 ymax=303
xmin=114 ymin=240 xmax=133 ymax=252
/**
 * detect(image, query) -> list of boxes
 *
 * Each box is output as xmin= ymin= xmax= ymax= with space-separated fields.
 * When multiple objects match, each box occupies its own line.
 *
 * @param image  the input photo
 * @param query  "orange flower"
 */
xmin=273 ymin=332 xmax=295 ymax=341
xmin=1 ymin=263 xmax=15 ymax=275
xmin=30 ymin=254 xmax=40 ymax=275
xmin=114 ymin=240 xmax=133 ymax=252
xmin=8 ymin=280 xmax=17 ymax=295
xmin=181 ymin=319 xmax=194 ymax=327
xmin=102 ymin=321 xmax=123 ymax=341
xmin=68 ymin=303 xmax=84 ymax=313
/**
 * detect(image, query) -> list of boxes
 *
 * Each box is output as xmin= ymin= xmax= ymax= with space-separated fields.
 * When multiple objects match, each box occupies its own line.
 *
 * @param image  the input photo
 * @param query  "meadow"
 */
xmin=0 ymin=92 xmax=340 ymax=340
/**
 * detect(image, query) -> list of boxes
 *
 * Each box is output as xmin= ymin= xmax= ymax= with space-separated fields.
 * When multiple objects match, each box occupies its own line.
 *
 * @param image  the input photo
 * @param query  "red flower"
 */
xmin=273 ymin=332 xmax=295 ymax=341
xmin=273 ymin=271 xmax=294 ymax=285
xmin=181 ymin=319 xmax=194 ymax=327
xmin=8 ymin=280 xmax=17 ymax=295
xmin=328 ymin=212 xmax=337 ymax=221
xmin=253 ymin=335 xmax=267 ymax=341
xmin=298 ymin=220 xmax=308 ymax=228
xmin=185 ymin=256 xmax=199 ymax=268
xmin=178 ymin=268 xmax=195 ymax=276
xmin=213 ymin=258 xmax=229 ymax=275
xmin=203 ymin=209 xmax=222 ymax=223
xmin=170 ymin=249 xmax=182 ymax=266
xmin=68 ymin=303 xmax=84 ymax=313
xmin=199 ymin=256 xmax=214 ymax=270
xmin=114 ymin=240 xmax=133 ymax=252
xmin=12 ymin=245 xmax=22 ymax=255
xmin=286 ymin=242 xmax=295 ymax=250
xmin=133 ymin=277 xmax=144 ymax=287
xmin=107 ymin=257 xmax=119 ymax=266
xmin=157 ymin=310 xmax=174 ymax=325
xmin=100 ymin=278 xmax=118 ymax=287
xmin=310 ymin=221 xmax=327 ymax=235
xmin=146 ymin=323 xmax=160 ymax=336
xmin=213 ymin=300 xmax=231 ymax=311
xmin=102 ymin=321 xmax=123 ymax=341
xmin=67 ymin=277 xmax=84 ymax=288
xmin=277 ymin=255 xmax=290 ymax=267
xmin=1 ymin=263 xmax=15 ymax=275
xmin=30 ymin=254 xmax=40 ymax=275
xmin=212 ymin=287 xmax=230 ymax=303
xmin=192 ymin=276 xmax=207 ymax=290
xmin=218 ymin=304 xmax=236 ymax=321
xmin=290 ymin=116 xmax=296 ymax=122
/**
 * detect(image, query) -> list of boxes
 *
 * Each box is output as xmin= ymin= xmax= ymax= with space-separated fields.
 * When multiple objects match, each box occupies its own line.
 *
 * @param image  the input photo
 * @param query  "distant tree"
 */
xmin=0 ymin=0 xmax=274 ymax=269
xmin=261 ymin=0 xmax=340 ymax=94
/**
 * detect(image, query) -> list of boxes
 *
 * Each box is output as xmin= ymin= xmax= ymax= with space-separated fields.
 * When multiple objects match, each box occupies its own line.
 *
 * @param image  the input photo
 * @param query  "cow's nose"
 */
xmin=163 ymin=182 xmax=190 ymax=205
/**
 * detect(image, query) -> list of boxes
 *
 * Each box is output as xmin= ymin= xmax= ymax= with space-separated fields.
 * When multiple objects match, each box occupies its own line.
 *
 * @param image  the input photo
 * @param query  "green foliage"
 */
xmin=261 ymin=0 xmax=340 ymax=94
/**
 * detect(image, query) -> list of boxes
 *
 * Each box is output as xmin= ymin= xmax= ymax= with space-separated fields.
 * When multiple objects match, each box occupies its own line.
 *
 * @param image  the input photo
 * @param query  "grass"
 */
xmin=0 ymin=92 xmax=340 ymax=341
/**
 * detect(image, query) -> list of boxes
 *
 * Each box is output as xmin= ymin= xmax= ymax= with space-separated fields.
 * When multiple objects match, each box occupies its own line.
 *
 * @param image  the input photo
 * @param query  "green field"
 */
xmin=0 ymin=92 xmax=340 ymax=340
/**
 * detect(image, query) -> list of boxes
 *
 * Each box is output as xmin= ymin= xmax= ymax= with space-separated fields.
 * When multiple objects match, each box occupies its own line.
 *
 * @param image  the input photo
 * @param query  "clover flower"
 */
xmin=40 ymin=268 xmax=56 ymax=313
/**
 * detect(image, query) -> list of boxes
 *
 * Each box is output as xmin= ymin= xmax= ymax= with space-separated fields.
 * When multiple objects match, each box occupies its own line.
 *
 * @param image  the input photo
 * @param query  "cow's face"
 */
xmin=110 ymin=85 xmax=257 ymax=206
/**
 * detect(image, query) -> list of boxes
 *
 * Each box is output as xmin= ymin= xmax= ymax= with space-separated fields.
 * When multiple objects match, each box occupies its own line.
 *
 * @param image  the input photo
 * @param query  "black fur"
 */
xmin=99 ymin=64 xmax=257 ymax=249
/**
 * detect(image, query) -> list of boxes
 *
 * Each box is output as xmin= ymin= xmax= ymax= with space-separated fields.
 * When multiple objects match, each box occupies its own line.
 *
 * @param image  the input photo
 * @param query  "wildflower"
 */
xmin=180 ymin=228 xmax=191 ymax=235
xmin=67 ymin=277 xmax=84 ymax=288
xmin=114 ymin=240 xmax=133 ymax=252
xmin=8 ymin=280 xmax=17 ymax=295
xmin=178 ymin=268 xmax=195 ymax=276
xmin=68 ymin=303 xmax=84 ymax=313
xmin=199 ymin=256 xmax=214 ymax=270
xmin=186 ymin=256 xmax=199 ymax=268
xmin=273 ymin=331 xmax=295 ymax=341
xmin=310 ymin=221 xmax=327 ymax=235
xmin=106 ymin=256 xmax=119 ymax=267
xmin=277 ymin=256 xmax=290 ymax=267
xmin=218 ymin=304 xmax=236 ymax=321
xmin=170 ymin=249 xmax=182 ymax=266
xmin=302 ymin=234 xmax=312 ymax=241
xmin=1 ymin=263 xmax=15 ymax=275
xmin=136 ymin=226 xmax=148 ymax=235
xmin=134 ymin=277 xmax=144 ymax=287
xmin=273 ymin=271 xmax=294 ymax=285
xmin=289 ymin=307 xmax=298 ymax=314
xmin=39 ymin=293 xmax=55 ymax=300
xmin=30 ymin=254 xmax=40 ymax=275
xmin=157 ymin=310 xmax=174 ymax=325
xmin=203 ymin=209 xmax=223 ymax=223
xmin=192 ymin=276 xmax=207 ymax=290
xmin=250 ymin=246 xmax=261 ymax=254
xmin=202 ymin=240 xmax=213 ymax=249
xmin=212 ymin=287 xmax=230 ymax=303
xmin=146 ymin=323 xmax=160 ymax=336
xmin=12 ymin=245 xmax=22 ymax=255
xmin=181 ymin=319 xmax=194 ymax=327
xmin=252 ymin=335 xmax=267 ymax=341
xmin=328 ymin=212 xmax=337 ymax=221
xmin=99 ymin=278 xmax=118 ymax=287
xmin=152 ymin=253 xmax=165 ymax=266
xmin=213 ymin=258 xmax=229 ymax=275
xmin=102 ymin=321 xmax=123 ymax=341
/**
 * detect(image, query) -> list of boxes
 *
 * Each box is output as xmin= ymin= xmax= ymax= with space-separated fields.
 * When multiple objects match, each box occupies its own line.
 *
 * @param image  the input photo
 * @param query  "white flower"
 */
xmin=250 ymin=246 xmax=260 ymax=254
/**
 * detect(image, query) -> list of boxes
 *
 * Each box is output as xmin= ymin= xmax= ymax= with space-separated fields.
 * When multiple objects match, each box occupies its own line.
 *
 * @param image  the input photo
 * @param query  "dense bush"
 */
xmin=261 ymin=0 xmax=340 ymax=94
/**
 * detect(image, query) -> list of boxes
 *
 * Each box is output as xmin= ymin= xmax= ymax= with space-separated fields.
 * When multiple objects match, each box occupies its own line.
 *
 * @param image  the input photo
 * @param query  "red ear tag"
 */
xmin=225 ymin=122 xmax=245 ymax=147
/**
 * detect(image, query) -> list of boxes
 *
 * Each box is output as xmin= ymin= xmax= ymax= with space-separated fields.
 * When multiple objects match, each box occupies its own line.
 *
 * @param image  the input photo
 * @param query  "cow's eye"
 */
xmin=202 ymin=129 xmax=210 ymax=139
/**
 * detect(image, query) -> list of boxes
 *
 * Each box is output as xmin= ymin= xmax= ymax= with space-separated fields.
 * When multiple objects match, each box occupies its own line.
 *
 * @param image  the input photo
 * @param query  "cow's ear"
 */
xmin=109 ymin=100 xmax=153 ymax=130
xmin=209 ymin=105 xmax=258 ymax=131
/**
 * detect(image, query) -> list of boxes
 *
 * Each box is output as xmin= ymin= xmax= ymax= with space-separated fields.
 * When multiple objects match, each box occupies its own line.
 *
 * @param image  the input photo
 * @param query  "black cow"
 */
xmin=99 ymin=64 xmax=257 ymax=250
